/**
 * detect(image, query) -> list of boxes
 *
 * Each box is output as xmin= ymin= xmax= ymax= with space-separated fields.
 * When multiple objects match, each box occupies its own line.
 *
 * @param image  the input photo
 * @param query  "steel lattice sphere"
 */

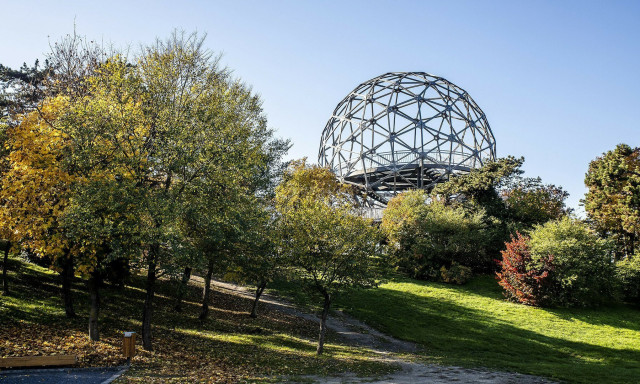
xmin=318 ymin=72 xmax=496 ymax=204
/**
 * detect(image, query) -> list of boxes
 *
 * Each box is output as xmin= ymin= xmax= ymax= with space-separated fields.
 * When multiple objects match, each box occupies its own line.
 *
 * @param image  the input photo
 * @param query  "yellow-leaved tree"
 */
xmin=0 ymin=96 xmax=79 ymax=316
xmin=275 ymin=160 xmax=384 ymax=355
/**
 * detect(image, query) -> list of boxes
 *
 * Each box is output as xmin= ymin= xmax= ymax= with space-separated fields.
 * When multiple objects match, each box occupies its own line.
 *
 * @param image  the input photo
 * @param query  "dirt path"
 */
xmin=208 ymin=279 xmax=556 ymax=384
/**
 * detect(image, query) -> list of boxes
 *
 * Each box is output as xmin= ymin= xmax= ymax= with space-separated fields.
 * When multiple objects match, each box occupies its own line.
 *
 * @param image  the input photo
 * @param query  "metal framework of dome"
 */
xmin=319 ymin=72 xmax=496 ymax=205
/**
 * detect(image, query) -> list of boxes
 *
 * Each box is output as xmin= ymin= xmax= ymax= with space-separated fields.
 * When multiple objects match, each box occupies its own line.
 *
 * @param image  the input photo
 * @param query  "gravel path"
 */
xmin=210 ymin=279 xmax=557 ymax=384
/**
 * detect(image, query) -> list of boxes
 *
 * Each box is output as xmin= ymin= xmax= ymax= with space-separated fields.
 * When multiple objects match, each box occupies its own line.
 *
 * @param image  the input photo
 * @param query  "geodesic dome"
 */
xmin=318 ymin=72 xmax=496 ymax=204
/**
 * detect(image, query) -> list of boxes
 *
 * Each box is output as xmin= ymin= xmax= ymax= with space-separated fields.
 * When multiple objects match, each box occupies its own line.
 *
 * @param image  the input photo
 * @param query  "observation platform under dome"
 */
xmin=319 ymin=72 xmax=496 ymax=206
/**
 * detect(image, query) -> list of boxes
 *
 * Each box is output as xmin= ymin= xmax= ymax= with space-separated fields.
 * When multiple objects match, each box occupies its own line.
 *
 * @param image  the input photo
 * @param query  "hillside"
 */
xmin=331 ymin=276 xmax=640 ymax=384
xmin=3 ymin=256 xmax=640 ymax=383
xmin=0 ymin=257 xmax=394 ymax=383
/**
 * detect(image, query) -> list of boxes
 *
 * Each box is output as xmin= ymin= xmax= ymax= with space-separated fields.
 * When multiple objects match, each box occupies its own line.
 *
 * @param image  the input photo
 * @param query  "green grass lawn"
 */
xmin=5 ymin=254 xmax=639 ymax=383
xmin=328 ymin=276 xmax=640 ymax=384
xmin=0 ymin=257 xmax=396 ymax=382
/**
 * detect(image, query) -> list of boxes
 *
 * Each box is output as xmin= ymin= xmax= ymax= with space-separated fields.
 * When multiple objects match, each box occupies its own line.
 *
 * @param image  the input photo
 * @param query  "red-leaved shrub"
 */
xmin=496 ymin=232 xmax=554 ymax=306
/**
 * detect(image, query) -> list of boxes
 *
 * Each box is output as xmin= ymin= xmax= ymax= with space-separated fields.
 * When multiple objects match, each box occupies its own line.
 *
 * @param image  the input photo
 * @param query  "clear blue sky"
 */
xmin=2 ymin=0 xmax=639 ymax=214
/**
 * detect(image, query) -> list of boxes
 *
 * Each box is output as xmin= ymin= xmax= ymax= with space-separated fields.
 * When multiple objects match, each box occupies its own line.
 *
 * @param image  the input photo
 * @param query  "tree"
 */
xmin=276 ymin=161 xmax=382 ymax=355
xmin=1 ymin=60 xmax=50 ymax=295
xmin=0 ymin=97 xmax=79 ymax=316
xmin=0 ymin=33 xmax=108 ymax=321
xmin=58 ymin=43 xmax=206 ymax=348
xmin=496 ymin=232 xmax=554 ymax=306
xmin=61 ymin=178 xmax=144 ymax=340
xmin=616 ymin=250 xmax=640 ymax=305
xmin=529 ymin=217 xmax=616 ymax=307
xmin=60 ymin=34 xmax=228 ymax=349
xmin=432 ymin=156 xmax=524 ymax=217
xmin=226 ymin=204 xmax=284 ymax=318
xmin=3 ymin=43 xmax=146 ymax=339
xmin=584 ymin=144 xmax=640 ymax=258
xmin=430 ymin=157 xmax=524 ymax=266
xmin=61 ymin=31 xmax=286 ymax=350
xmin=221 ymin=135 xmax=289 ymax=319
xmin=382 ymin=189 xmax=490 ymax=279
xmin=0 ymin=119 xmax=10 ymax=295
xmin=0 ymin=60 xmax=50 ymax=121
xmin=186 ymin=189 xmax=250 ymax=321
xmin=502 ymin=176 xmax=570 ymax=229
xmin=171 ymin=69 xmax=288 ymax=322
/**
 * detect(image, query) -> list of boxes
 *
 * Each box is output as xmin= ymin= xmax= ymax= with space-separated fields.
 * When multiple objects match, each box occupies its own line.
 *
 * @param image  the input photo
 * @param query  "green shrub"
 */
xmin=440 ymin=262 xmax=473 ymax=285
xmin=529 ymin=217 xmax=615 ymax=307
xmin=382 ymin=190 xmax=490 ymax=280
xmin=616 ymin=254 xmax=640 ymax=305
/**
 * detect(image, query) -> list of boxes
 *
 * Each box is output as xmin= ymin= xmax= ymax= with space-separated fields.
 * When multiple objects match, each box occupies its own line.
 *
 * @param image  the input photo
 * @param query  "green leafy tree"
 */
xmin=584 ymin=144 xmax=640 ymax=258
xmin=220 ymin=138 xmax=289 ymax=319
xmin=227 ymin=205 xmax=284 ymax=318
xmin=383 ymin=189 xmax=490 ymax=279
xmin=85 ymin=34 xmax=232 ymax=349
xmin=61 ymin=31 xmax=287 ymax=350
xmin=185 ymin=189 xmax=251 ymax=321
xmin=529 ymin=217 xmax=616 ymax=307
xmin=616 ymin=252 xmax=640 ymax=305
xmin=431 ymin=157 xmax=524 ymax=265
xmin=502 ymin=176 xmax=570 ymax=229
xmin=432 ymin=156 xmax=524 ymax=216
xmin=177 ymin=75 xmax=288 ymax=321
xmin=276 ymin=161 xmax=383 ymax=355
xmin=61 ymin=39 xmax=217 ymax=349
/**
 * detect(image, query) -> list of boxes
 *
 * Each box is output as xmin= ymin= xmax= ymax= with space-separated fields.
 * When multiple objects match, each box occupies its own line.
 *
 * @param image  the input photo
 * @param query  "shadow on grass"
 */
xmin=335 ymin=280 xmax=640 ymax=384
xmin=0 ymin=258 xmax=395 ymax=381
xmin=374 ymin=274 xmax=640 ymax=332
xmin=544 ymin=305 xmax=640 ymax=332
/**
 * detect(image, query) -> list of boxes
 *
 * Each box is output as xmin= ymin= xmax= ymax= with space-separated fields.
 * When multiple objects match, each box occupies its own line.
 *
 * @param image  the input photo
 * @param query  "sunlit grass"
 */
xmin=0 ymin=256 xmax=398 ymax=382
xmin=328 ymin=276 xmax=640 ymax=384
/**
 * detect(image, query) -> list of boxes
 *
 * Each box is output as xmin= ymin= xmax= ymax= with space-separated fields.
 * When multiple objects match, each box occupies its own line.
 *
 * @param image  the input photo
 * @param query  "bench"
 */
xmin=0 ymin=355 xmax=77 ymax=368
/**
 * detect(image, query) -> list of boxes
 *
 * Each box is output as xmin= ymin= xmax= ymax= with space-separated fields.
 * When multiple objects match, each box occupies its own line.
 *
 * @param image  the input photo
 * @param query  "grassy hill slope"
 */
xmin=0 ymin=257 xmax=394 ymax=383
xmin=331 ymin=276 xmax=640 ymax=384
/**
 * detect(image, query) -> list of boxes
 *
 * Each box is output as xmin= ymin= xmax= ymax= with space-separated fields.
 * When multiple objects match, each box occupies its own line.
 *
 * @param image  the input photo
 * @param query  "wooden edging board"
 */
xmin=0 ymin=355 xmax=77 ymax=368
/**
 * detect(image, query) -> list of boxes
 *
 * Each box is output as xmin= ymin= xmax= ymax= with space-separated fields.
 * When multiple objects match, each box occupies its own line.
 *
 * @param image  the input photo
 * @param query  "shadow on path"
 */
xmin=208 ymin=279 xmax=557 ymax=384
xmin=0 ymin=366 xmax=127 ymax=384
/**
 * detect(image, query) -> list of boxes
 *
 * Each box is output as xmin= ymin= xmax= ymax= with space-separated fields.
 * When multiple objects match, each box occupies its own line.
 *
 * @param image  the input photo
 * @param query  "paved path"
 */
xmin=210 ymin=279 xmax=557 ymax=384
xmin=0 ymin=366 xmax=127 ymax=384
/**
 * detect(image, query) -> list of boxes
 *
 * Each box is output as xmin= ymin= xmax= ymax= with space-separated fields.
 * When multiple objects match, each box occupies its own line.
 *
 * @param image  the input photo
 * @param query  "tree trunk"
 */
xmin=61 ymin=252 xmax=76 ymax=318
xmin=141 ymin=247 xmax=157 ymax=351
xmin=2 ymin=241 xmax=9 ymax=295
xmin=199 ymin=259 xmax=215 ymax=320
xmin=88 ymin=271 xmax=101 ymax=341
xmin=316 ymin=291 xmax=331 ymax=355
xmin=250 ymin=281 xmax=267 ymax=318
xmin=174 ymin=266 xmax=192 ymax=312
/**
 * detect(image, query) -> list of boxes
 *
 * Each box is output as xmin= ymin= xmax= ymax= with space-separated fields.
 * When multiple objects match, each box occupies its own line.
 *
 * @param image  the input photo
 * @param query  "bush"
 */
xmin=528 ymin=217 xmax=615 ymax=307
xmin=616 ymin=254 xmax=640 ymax=305
xmin=440 ymin=262 xmax=473 ymax=285
xmin=496 ymin=232 xmax=554 ymax=306
xmin=382 ymin=190 xmax=490 ymax=280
